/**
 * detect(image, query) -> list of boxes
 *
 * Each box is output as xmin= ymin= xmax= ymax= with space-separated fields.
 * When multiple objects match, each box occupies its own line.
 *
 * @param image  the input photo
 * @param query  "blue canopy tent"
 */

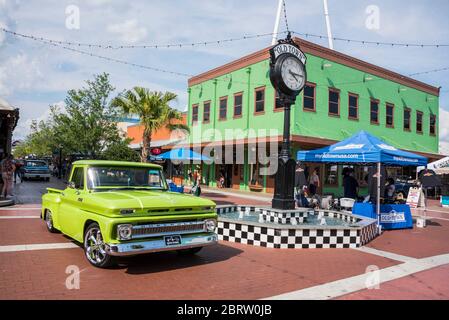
xmin=297 ymin=130 xmax=427 ymax=231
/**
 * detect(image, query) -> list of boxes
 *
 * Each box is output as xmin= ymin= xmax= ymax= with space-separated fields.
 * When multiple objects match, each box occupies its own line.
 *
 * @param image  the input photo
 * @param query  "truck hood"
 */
xmin=83 ymin=190 xmax=215 ymax=216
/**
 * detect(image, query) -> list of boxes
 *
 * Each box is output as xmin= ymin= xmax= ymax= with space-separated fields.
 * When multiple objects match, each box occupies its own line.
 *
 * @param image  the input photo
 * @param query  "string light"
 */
xmin=293 ymin=31 xmax=449 ymax=48
xmin=1 ymin=27 xmax=287 ymax=50
xmin=3 ymin=27 xmax=448 ymax=50
xmin=2 ymin=27 xmax=447 ymax=91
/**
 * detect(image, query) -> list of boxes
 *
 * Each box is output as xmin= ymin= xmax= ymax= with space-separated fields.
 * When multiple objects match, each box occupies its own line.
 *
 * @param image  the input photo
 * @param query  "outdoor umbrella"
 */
xmin=156 ymin=148 xmax=210 ymax=162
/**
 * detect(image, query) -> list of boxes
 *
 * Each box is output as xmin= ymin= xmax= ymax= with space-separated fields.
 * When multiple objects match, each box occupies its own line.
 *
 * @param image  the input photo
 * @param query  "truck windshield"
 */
xmin=87 ymin=166 xmax=168 ymax=190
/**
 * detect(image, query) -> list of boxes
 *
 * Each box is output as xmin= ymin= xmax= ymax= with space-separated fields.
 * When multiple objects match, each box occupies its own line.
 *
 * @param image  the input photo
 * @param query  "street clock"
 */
xmin=269 ymin=36 xmax=307 ymax=98
xmin=269 ymin=33 xmax=308 ymax=210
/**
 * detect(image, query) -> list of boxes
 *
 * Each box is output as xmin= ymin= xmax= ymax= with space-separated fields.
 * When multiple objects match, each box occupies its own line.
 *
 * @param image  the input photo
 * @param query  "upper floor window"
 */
xmin=274 ymin=91 xmax=283 ymax=110
xmin=219 ymin=97 xmax=227 ymax=120
xmin=370 ymin=99 xmax=379 ymax=124
xmin=416 ymin=111 xmax=423 ymax=133
xmin=255 ymin=87 xmax=265 ymax=114
xmin=192 ymin=104 xmax=198 ymax=124
xmin=328 ymin=88 xmax=340 ymax=116
xmin=203 ymin=101 xmax=210 ymax=123
xmin=430 ymin=114 xmax=436 ymax=136
xmin=348 ymin=93 xmax=358 ymax=119
xmin=386 ymin=103 xmax=394 ymax=127
xmin=234 ymin=93 xmax=243 ymax=118
xmin=404 ymin=107 xmax=411 ymax=131
xmin=303 ymin=83 xmax=316 ymax=111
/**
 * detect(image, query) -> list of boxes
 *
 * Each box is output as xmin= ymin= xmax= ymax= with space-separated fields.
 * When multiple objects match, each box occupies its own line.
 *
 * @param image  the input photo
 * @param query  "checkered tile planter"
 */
xmin=259 ymin=208 xmax=310 ymax=224
xmin=216 ymin=206 xmax=378 ymax=249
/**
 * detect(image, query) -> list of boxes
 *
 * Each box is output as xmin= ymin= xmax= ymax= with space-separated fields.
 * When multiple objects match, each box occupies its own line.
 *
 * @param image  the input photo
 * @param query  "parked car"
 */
xmin=41 ymin=160 xmax=218 ymax=268
xmin=23 ymin=160 xmax=51 ymax=181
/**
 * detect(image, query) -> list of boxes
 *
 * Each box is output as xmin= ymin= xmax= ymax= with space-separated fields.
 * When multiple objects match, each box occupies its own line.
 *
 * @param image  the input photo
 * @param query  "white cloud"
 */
xmin=107 ymin=19 xmax=147 ymax=43
xmin=14 ymin=100 xmax=64 ymax=140
xmin=0 ymin=52 xmax=43 ymax=96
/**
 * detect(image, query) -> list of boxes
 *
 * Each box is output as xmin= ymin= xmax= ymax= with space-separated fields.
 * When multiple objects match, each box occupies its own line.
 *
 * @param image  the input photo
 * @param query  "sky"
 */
xmin=1 ymin=0 xmax=449 ymax=154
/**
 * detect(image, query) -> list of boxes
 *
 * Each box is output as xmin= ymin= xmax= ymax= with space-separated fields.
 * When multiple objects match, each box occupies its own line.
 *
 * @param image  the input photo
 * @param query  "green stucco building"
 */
xmin=186 ymin=37 xmax=441 ymax=196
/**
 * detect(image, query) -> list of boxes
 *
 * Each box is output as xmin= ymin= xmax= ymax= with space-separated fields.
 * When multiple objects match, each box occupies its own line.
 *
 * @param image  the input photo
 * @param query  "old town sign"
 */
xmin=269 ymin=34 xmax=307 ymax=98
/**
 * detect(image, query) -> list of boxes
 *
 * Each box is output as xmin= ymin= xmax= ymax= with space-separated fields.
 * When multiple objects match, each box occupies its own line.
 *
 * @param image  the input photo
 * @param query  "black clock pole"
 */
xmin=272 ymin=92 xmax=297 ymax=210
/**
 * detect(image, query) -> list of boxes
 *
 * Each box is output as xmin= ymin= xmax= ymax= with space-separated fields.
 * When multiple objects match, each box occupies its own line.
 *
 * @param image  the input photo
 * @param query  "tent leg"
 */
xmin=377 ymin=162 xmax=381 ymax=235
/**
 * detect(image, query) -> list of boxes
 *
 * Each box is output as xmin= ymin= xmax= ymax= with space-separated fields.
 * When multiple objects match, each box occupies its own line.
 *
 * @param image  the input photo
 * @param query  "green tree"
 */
xmin=112 ymin=87 xmax=189 ymax=162
xmin=101 ymin=138 xmax=140 ymax=162
xmin=52 ymin=73 xmax=122 ymax=157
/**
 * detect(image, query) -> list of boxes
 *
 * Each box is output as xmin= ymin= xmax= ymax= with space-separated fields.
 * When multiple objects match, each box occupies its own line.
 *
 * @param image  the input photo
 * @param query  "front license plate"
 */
xmin=164 ymin=235 xmax=182 ymax=246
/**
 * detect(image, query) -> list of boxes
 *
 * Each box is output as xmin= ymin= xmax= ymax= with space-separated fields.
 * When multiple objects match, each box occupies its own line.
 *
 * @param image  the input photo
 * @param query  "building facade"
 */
xmin=187 ymin=38 xmax=441 ymax=195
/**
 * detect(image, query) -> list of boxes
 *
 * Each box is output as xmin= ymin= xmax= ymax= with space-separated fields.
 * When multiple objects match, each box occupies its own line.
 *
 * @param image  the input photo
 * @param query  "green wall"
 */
xmin=188 ymin=53 xmax=439 ymax=154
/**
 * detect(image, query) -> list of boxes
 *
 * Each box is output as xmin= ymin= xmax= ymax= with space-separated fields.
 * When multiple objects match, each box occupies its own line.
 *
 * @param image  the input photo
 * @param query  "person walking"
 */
xmin=14 ymin=159 xmax=23 ymax=183
xmin=1 ymin=154 xmax=15 ymax=198
xmin=308 ymin=167 xmax=320 ymax=196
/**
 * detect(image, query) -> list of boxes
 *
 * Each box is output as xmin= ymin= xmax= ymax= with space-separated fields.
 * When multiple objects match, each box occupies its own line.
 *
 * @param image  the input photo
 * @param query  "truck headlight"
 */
xmin=117 ymin=224 xmax=133 ymax=240
xmin=204 ymin=219 xmax=217 ymax=232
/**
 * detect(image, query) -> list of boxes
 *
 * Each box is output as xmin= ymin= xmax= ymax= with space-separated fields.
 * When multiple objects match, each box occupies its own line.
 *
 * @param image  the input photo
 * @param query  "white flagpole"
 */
xmin=272 ymin=0 xmax=284 ymax=45
xmin=323 ymin=0 xmax=334 ymax=50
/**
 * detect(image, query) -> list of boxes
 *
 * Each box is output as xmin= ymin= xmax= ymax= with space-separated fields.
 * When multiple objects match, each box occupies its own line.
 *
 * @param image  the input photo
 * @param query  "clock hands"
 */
xmin=289 ymin=70 xmax=303 ymax=82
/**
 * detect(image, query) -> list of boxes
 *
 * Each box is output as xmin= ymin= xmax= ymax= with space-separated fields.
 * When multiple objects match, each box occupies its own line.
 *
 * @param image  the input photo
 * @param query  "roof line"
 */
xmin=188 ymin=37 xmax=440 ymax=96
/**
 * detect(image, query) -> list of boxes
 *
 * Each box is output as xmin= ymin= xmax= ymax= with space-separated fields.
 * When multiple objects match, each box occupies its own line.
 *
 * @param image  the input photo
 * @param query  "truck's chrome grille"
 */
xmin=132 ymin=221 xmax=205 ymax=239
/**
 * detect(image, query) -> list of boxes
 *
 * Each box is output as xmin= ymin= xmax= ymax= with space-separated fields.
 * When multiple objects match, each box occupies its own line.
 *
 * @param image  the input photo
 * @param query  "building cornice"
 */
xmin=188 ymin=37 xmax=440 ymax=96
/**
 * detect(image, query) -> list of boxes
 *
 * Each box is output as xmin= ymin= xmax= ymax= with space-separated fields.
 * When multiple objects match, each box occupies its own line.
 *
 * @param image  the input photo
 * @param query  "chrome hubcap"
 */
xmin=46 ymin=211 xmax=53 ymax=229
xmin=85 ymin=227 xmax=107 ymax=264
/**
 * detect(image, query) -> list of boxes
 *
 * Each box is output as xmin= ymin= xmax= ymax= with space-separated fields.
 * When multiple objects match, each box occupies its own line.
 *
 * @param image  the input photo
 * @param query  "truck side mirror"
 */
xmin=68 ymin=181 xmax=76 ymax=189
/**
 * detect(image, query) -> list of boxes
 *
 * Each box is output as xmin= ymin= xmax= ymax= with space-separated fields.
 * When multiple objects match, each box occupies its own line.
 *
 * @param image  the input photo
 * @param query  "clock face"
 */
xmin=280 ymin=56 xmax=306 ymax=91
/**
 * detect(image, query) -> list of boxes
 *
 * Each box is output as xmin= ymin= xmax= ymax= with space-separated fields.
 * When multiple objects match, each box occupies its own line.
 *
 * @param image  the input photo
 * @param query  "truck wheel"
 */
xmin=84 ymin=223 xmax=115 ymax=268
xmin=177 ymin=247 xmax=203 ymax=255
xmin=44 ymin=210 xmax=58 ymax=233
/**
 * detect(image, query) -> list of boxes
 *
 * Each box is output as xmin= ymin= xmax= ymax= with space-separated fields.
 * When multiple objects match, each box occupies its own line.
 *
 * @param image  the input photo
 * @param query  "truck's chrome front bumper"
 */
xmin=105 ymin=233 xmax=218 ymax=256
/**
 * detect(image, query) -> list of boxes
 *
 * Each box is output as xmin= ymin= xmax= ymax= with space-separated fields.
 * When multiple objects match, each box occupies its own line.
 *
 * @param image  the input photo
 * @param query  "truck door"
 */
xmin=58 ymin=166 xmax=86 ymax=241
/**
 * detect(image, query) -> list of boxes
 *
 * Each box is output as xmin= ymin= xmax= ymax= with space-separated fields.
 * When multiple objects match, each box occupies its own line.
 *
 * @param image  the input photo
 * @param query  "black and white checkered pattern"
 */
xmin=360 ymin=222 xmax=379 ymax=245
xmin=216 ymin=206 xmax=378 ymax=249
xmin=259 ymin=208 xmax=310 ymax=225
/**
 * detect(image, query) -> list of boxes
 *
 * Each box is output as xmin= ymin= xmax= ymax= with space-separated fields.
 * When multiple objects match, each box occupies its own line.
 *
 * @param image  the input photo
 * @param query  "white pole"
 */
xmin=377 ymin=162 xmax=381 ymax=234
xmin=323 ymin=0 xmax=334 ymax=50
xmin=272 ymin=0 xmax=284 ymax=45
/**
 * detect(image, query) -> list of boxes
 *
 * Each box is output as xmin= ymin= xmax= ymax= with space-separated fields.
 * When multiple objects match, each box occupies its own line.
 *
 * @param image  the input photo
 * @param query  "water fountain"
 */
xmin=216 ymin=205 xmax=378 ymax=249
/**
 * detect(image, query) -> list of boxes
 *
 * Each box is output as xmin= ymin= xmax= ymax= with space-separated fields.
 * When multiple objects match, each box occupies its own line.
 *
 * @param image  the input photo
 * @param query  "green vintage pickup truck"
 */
xmin=42 ymin=160 xmax=218 ymax=268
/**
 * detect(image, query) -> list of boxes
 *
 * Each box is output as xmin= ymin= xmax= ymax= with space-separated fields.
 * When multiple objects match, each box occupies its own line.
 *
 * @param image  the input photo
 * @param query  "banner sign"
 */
xmin=353 ymin=203 xmax=413 ymax=230
xmin=271 ymin=43 xmax=307 ymax=65
xmin=380 ymin=210 xmax=406 ymax=223
xmin=406 ymin=187 xmax=426 ymax=208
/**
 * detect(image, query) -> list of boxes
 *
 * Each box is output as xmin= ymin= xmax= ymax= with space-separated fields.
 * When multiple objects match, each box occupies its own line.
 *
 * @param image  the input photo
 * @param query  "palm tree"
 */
xmin=112 ymin=87 xmax=189 ymax=162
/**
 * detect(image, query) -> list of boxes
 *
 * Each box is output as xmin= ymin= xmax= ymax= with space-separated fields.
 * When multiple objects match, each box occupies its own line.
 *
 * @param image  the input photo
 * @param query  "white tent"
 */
xmin=427 ymin=156 xmax=449 ymax=170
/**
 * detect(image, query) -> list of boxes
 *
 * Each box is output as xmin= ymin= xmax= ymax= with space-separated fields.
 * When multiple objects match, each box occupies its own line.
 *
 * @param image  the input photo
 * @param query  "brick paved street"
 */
xmin=1 ymin=179 xmax=449 ymax=300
